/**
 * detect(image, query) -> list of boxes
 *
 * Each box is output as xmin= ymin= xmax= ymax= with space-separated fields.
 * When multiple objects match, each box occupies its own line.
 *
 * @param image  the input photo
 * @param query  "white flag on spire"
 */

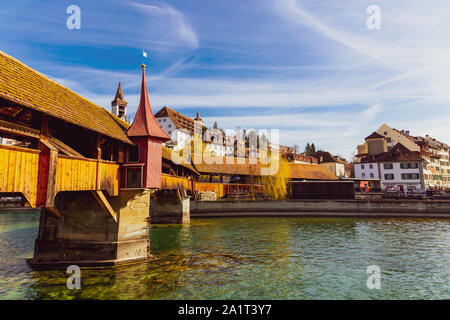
xmin=142 ymin=50 xmax=147 ymax=58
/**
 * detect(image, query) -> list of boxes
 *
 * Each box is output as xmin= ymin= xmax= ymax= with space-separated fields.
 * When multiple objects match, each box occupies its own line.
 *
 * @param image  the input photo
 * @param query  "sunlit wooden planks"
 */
xmin=0 ymin=145 xmax=40 ymax=207
xmin=194 ymin=182 xmax=225 ymax=198
xmin=193 ymin=182 xmax=264 ymax=199
xmin=0 ymin=146 xmax=120 ymax=207
xmin=97 ymin=161 xmax=120 ymax=196
xmin=55 ymin=156 xmax=119 ymax=196
xmin=161 ymin=174 xmax=193 ymax=191
xmin=55 ymin=156 xmax=97 ymax=193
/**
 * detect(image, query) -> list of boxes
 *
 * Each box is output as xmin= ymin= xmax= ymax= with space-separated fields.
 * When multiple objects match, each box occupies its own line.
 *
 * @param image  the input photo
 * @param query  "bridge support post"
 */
xmin=150 ymin=189 xmax=190 ymax=224
xmin=27 ymin=189 xmax=152 ymax=270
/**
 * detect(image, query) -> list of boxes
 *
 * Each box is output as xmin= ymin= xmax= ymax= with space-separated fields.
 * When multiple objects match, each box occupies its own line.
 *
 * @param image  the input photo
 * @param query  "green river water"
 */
xmin=0 ymin=211 xmax=448 ymax=299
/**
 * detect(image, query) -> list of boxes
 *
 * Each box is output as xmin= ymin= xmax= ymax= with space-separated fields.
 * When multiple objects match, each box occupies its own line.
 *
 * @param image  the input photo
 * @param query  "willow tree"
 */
xmin=260 ymin=153 xmax=291 ymax=200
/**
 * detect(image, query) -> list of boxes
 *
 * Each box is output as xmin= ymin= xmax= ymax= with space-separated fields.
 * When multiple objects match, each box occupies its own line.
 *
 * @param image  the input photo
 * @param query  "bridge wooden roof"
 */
xmin=0 ymin=51 xmax=133 ymax=144
xmin=287 ymin=163 xmax=338 ymax=180
xmin=193 ymin=156 xmax=338 ymax=180
xmin=193 ymin=156 xmax=261 ymax=176
xmin=162 ymin=146 xmax=199 ymax=175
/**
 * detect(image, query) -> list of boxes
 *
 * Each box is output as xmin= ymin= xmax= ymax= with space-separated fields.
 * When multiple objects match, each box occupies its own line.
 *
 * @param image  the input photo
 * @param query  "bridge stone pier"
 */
xmin=0 ymin=51 xmax=197 ymax=269
xmin=28 ymin=189 xmax=153 ymax=269
xmin=150 ymin=189 xmax=190 ymax=224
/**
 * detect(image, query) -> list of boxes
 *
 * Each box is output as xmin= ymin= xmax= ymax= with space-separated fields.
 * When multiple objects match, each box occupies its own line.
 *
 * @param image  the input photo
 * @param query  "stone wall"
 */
xmin=150 ymin=190 xmax=190 ymax=223
xmin=191 ymin=199 xmax=450 ymax=218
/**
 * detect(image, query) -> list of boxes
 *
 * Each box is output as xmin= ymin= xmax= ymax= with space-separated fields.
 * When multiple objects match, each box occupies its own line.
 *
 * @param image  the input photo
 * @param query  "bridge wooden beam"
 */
xmin=46 ymin=206 xmax=61 ymax=219
xmin=36 ymin=115 xmax=58 ymax=208
xmin=91 ymin=190 xmax=116 ymax=222
xmin=36 ymin=147 xmax=58 ymax=207
xmin=0 ymin=119 xmax=40 ymax=139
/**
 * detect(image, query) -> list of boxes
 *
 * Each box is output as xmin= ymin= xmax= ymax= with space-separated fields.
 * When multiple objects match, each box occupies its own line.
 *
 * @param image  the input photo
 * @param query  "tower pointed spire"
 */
xmin=111 ymin=81 xmax=128 ymax=120
xmin=127 ymin=64 xmax=169 ymax=140
xmin=194 ymin=110 xmax=203 ymax=122
xmin=113 ymin=81 xmax=124 ymax=101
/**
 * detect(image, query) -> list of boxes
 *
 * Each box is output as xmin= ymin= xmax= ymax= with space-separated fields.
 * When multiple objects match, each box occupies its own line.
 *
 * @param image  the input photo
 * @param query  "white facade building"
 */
xmin=154 ymin=106 xmax=194 ymax=150
xmin=354 ymin=143 xmax=425 ymax=192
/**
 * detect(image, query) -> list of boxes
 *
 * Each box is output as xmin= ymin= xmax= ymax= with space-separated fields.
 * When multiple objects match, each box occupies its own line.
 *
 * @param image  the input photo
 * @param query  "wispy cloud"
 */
xmin=4 ymin=0 xmax=450 ymax=160
xmin=130 ymin=2 xmax=199 ymax=49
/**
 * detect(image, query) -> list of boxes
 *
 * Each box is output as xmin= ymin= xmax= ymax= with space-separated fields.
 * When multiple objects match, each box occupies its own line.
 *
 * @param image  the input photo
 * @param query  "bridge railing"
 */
xmin=159 ymin=176 xmax=265 ymax=200
xmin=196 ymin=182 xmax=264 ymax=199
xmin=56 ymin=155 xmax=120 ymax=197
xmin=0 ymin=144 xmax=40 ymax=207
xmin=0 ymin=145 xmax=120 ymax=207
xmin=161 ymin=173 xmax=193 ymax=191
xmin=0 ymin=144 xmax=265 ymax=206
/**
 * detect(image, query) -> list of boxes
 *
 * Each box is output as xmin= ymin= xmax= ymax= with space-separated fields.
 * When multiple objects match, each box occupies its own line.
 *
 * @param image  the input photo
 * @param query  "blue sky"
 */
xmin=1 ymin=0 xmax=450 ymax=159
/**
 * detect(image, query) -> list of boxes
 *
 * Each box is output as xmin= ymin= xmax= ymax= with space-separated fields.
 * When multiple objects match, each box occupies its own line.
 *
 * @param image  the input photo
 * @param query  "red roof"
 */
xmin=127 ymin=65 xmax=170 ymax=140
xmin=154 ymin=106 xmax=196 ymax=134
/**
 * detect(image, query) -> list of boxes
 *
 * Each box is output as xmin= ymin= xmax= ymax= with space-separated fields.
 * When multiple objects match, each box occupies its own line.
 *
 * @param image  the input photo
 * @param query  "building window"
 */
xmin=361 ymin=164 xmax=365 ymax=169
xmin=383 ymin=163 xmax=393 ymax=170
xmin=384 ymin=132 xmax=387 ymax=135
xmin=162 ymin=119 xmax=166 ymax=122
xmin=401 ymin=173 xmax=420 ymax=180
xmin=370 ymin=173 xmax=374 ymax=178
xmin=362 ymin=173 xmax=366 ymax=178
xmin=387 ymin=138 xmax=391 ymax=143
xmin=369 ymin=164 xmax=373 ymax=169
xmin=384 ymin=173 xmax=394 ymax=180
xmin=400 ymin=162 xmax=418 ymax=169
xmin=126 ymin=167 xmax=142 ymax=188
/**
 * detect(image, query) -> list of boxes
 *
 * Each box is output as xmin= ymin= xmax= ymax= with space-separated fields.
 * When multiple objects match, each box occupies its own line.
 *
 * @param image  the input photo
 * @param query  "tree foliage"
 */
xmin=304 ymin=143 xmax=316 ymax=156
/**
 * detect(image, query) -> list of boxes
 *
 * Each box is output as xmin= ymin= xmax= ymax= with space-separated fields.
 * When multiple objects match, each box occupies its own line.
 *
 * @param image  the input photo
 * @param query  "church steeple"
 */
xmin=111 ymin=81 xmax=128 ymax=121
xmin=194 ymin=110 xmax=203 ymax=123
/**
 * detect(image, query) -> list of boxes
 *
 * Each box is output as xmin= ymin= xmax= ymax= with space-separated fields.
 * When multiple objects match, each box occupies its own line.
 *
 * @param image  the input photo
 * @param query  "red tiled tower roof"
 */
xmin=127 ymin=64 xmax=169 ymax=140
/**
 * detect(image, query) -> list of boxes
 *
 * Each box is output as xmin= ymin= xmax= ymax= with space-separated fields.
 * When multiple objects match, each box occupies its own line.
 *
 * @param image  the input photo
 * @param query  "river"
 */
xmin=0 ymin=211 xmax=448 ymax=299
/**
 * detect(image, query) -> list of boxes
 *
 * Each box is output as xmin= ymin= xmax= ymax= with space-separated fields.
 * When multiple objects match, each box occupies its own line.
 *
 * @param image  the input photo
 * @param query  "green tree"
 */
xmin=304 ymin=143 xmax=316 ymax=156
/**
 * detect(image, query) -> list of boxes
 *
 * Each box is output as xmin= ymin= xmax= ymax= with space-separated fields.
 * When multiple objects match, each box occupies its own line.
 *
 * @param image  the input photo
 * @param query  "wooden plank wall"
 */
xmin=195 ymin=182 xmax=225 ymax=198
xmin=55 ymin=156 xmax=97 ymax=193
xmin=161 ymin=173 xmax=193 ymax=191
xmin=0 ymin=145 xmax=40 ymax=207
xmin=55 ymin=156 xmax=119 ymax=196
xmin=97 ymin=161 xmax=120 ymax=196
xmin=160 ymin=174 xmax=265 ymax=199
xmin=0 ymin=144 xmax=267 ymax=207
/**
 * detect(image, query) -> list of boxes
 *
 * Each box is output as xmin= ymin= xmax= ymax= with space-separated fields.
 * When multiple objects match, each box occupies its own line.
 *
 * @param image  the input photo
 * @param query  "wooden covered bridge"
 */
xmin=0 ymin=50 xmax=337 ymax=268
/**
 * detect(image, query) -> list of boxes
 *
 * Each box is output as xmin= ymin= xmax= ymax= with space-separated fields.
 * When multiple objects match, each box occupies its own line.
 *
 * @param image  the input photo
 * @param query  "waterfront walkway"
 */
xmin=191 ymin=199 xmax=450 ymax=219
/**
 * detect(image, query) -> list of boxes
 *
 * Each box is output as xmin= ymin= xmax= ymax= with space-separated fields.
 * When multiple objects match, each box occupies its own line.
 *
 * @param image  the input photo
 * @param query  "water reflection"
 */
xmin=0 ymin=212 xmax=448 ymax=299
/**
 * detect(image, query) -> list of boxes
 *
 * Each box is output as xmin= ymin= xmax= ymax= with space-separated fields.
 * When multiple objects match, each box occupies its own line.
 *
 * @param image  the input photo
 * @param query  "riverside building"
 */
xmin=355 ymin=124 xmax=449 ymax=191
